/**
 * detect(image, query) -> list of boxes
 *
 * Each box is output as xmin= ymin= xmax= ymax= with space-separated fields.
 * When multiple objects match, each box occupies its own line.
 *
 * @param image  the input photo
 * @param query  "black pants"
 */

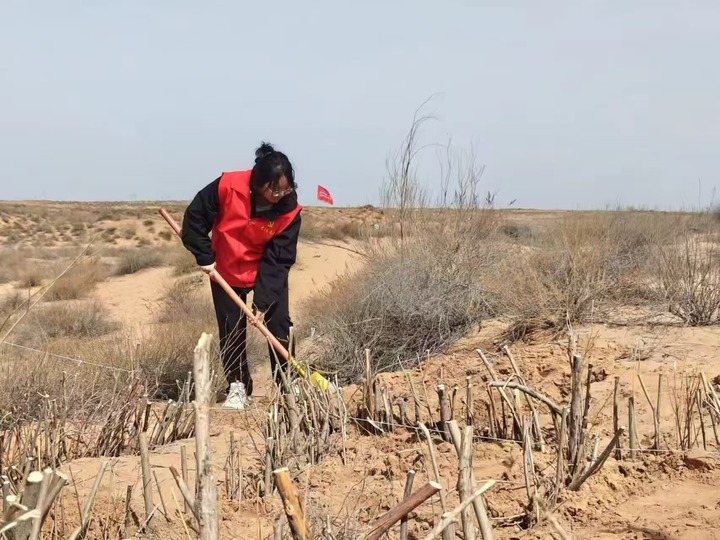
xmin=210 ymin=279 xmax=293 ymax=397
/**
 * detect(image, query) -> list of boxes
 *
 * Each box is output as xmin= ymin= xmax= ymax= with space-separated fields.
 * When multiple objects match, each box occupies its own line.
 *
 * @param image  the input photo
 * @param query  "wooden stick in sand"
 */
xmin=628 ymin=397 xmax=637 ymax=459
xmin=568 ymin=354 xmax=585 ymax=470
xmin=193 ymin=333 xmax=219 ymax=540
xmin=613 ymin=377 xmax=622 ymax=460
xmin=362 ymin=481 xmax=442 ymax=540
xmin=569 ymin=427 xmax=625 ymax=491
xmin=421 ymin=480 xmax=496 ymax=540
xmin=638 ymin=373 xmax=662 ymax=451
xmin=139 ymin=430 xmax=154 ymax=528
xmin=458 ymin=425 xmax=476 ymax=540
xmin=400 ymin=470 xmax=415 ymax=540
xmin=418 ymin=423 xmax=447 ymax=513
xmin=446 ymin=420 xmax=494 ymax=540
xmin=274 ymin=467 xmax=312 ymax=540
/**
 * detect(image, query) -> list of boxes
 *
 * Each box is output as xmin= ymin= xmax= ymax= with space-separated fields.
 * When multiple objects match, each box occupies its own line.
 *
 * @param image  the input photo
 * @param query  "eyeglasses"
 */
xmin=264 ymin=185 xmax=294 ymax=198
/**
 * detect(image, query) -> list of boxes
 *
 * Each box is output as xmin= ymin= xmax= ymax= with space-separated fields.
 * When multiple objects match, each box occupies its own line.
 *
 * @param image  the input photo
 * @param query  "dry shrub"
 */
xmin=44 ymin=257 xmax=109 ymax=301
xmin=17 ymin=264 xmax=54 ymax=288
xmin=169 ymin=245 xmax=199 ymax=276
xmin=300 ymin=212 xmax=385 ymax=243
xmin=657 ymin=236 xmax=720 ymax=325
xmin=113 ymin=247 xmax=163 ymax=275
xmin=134 ymin=322 xmax=218 ymax=397
xmin=494 ymin=212 xmax=685 ymax=336
xmin=299 ymin=212 xmax=499 ymax=384
xmin=0 ymin=248 xmax=27 ymax=283
xmin=24 ymin=301 xmax=120 ymax=339
xmin=0 ymin=290 xmax=24 ymax=319
xmin=137 ymin=276 xmax=221 ymax=396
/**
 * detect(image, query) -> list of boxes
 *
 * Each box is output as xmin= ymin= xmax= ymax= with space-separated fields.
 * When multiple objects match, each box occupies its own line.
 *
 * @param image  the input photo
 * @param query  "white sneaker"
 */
xmin=222 ymin=382 xmax=248 ymax=410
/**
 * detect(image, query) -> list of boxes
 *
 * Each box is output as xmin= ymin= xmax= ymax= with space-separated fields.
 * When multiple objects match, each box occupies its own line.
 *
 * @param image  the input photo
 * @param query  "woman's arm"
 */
xmin=181 ymin=177 xmax=221 ymax=266
xmin=253 ymin=212 xmax=302 ymax=312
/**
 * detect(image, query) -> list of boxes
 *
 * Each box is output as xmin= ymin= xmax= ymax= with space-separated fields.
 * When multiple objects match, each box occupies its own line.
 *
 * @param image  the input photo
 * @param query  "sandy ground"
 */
xmin=27 ymin=242 xmax=718 ymax=539
xmin=4 ymin=205 xmax=720 ymax=538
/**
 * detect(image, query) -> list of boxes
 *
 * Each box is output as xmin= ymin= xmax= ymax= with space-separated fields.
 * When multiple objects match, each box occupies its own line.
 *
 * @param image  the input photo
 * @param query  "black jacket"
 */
xmin=181 ymin=176 xmax=301 ymax=312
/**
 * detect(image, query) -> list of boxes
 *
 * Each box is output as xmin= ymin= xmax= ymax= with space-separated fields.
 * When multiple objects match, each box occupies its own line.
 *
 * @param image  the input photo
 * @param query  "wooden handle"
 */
xmin=158 ymin=208 xmax=290 ymax=362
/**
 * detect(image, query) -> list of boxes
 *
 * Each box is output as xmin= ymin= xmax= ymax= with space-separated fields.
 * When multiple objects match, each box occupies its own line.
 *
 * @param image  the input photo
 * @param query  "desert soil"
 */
xmin=2 ymin=204 xmax=720 ymax=539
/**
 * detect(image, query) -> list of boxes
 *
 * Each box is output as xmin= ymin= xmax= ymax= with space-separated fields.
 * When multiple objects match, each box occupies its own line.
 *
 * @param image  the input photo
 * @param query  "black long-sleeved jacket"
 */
xmin=180 ymin=176 xmax=301 ymax=312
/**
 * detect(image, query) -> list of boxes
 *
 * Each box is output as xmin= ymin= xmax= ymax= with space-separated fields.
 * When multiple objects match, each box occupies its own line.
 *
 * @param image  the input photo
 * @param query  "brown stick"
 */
xmin=437 ymin=384 xmax=451 ymax=442
xmin=503 ymin=345 xmax=545 ymax=450
xmin=638 ymin=374 xmax=661 ymax=452
xmin=418 ymin=423 xmax=447 ymax=513
xmin=170 ymin=467 xmax=198 ymax=521
xmin=553 ymin=408 xmax=568 ymax=502
xmin=180 ymin=445 xmax=190 ymax=515
xmin=487 ymin=382 xmax=562 ymax=417
xmin=486 ymin=387 xmax=498 ymax=439
xmin=15 ymin=470 xmax=44 ymax=540
xmin=194 ymin=333 xmax=219 ymax=540
xmin=400 ymin=470 xmax=415 ymax=540
xmin=264 ymin=437 xmax=274 ymax=497
xmin=440 ymin=512 xmax=455 ymax=540
xmin=628 ymin=397 xmax=637 ymax=459
xmin=362 ymin=481 xmax=442 ymax=540
xmin=613 ymin=377 xmax=622 ymax=459
xmin=466 ymin=377 xmax=475 ymax=426
xmin=458 ymin=425 xmax=476 ymax=540
xmin=274 ymin=467 xmax=312 ymax=540
xmin=534 ymin=496 xmax=573 ymax=540
xmin=67 ymin=461 xmax=108 ymax=540
xmin=697 ymin=390 xmax=707 ymax=451
xmin=123 ymin=485 xmax=133 ymax=538
xmin=139 ymin=431 xmax=154 ymax=528
xmin=655 ymin=374 xmax=664 ymax=450
xmin=273 ymin=517 xmax=285 ymax=540
xmin=522 ymin=419 xmax=535 ymax=503
xmin=153 ymin=471 xmax=171 ymax=522
xmin=421 ymin=481 xmax=496 ymax=540
xmin=568 ymin=354 xmax=585 ymax=470
xmin=569 ymin=427 xmax=625 ymax=491
xmin=446 ymin=420 xmax=494 ymax=540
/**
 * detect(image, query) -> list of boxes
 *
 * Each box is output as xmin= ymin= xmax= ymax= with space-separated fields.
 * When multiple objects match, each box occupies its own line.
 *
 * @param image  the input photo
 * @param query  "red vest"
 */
xmin=211 ymin=170 xmax=302 ymax=288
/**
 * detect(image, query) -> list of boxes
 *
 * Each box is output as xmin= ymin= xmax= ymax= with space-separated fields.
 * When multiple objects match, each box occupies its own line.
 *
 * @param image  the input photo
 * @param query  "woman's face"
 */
xmin=259 ymin=175 xmax=294 ymax=205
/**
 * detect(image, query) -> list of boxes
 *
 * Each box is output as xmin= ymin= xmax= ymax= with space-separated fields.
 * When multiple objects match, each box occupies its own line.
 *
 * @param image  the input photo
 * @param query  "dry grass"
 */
xmin=169 ymin=244 xmax=199 ymax=275
xmin=0 ymin=248 xmax=31 ymax=284
xmin=657 ymin=236 xmax=720 ymax=325
xmin=44 ymin=257 xmax=109 ymax=301
xmin=137 ymin=276 xmax=221 ymax=396
xmin=112 ymin=247 xmax=164 ymax=275
xmin=23 ymin=301 xmax=120 ymax=339
xmin=300 ymin=207 xmax=501 ymax=384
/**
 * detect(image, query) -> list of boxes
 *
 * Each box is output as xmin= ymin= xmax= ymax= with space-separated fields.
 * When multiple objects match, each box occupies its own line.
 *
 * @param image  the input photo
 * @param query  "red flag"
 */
xmin=317 ymin=185 xmax=334 ymax=205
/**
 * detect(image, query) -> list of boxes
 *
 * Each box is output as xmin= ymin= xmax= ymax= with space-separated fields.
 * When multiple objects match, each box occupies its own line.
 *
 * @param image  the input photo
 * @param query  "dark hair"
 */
xmin=250 ymin=142 xmax=296 ymax=191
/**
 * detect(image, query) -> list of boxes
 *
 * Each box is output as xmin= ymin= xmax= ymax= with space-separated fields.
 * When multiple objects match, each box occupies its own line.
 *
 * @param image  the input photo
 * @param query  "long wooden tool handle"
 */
xmin=158 ymin=208 xmax=290 ymax=362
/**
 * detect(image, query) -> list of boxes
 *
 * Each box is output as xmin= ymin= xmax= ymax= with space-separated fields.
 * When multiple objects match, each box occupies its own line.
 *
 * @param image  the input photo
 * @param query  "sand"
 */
xmin=3 ymin=204 xmax=720 ymax=538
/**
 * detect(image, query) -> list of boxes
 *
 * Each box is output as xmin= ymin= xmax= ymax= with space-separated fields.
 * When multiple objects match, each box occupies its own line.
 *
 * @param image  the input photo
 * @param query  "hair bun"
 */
xmin=254 ymin=142 xmax=275 ymax=164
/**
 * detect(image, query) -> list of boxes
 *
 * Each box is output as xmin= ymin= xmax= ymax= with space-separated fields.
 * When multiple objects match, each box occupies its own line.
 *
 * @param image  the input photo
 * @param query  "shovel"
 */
xmin=158 ymin=208 xmax=335 ymax=392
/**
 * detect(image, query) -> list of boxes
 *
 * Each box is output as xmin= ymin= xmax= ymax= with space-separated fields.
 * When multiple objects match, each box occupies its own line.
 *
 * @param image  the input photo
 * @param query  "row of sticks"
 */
xmin=0 ymin=372 xmax=198 ymax=478
xmin=1 ymin=460 xmax=112 ymax=540
xmin=266 ymin=422 xmax=498 ymax=540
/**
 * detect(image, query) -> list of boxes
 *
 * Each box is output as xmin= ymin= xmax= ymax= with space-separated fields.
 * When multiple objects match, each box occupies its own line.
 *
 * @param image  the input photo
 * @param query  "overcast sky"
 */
xmin=1 ymin=1 xmax=718 ymax=210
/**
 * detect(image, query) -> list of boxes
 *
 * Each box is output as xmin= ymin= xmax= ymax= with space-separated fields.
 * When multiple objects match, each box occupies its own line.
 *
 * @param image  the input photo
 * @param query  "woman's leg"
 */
xmin=210 ymin=280 xmax=253 ymax=396
xmin=263 ymin=280 xmax=292 ymax=389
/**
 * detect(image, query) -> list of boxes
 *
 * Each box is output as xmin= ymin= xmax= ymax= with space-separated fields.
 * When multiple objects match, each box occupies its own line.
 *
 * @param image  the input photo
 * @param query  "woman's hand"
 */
xmin=252 ymin=306 xmax=266 ymax=326
xmin=199 ymin=262 xmax=216 ymax=274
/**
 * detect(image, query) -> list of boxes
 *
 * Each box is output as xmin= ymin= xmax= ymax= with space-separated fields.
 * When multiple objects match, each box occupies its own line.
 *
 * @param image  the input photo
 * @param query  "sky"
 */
xmin=1 ymin=1 xmax=719 ymax=210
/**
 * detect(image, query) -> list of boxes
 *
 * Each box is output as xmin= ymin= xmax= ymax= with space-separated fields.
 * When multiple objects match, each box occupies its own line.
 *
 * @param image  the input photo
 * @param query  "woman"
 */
xmin=181 ymin=142 xmax=302 ymax=410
